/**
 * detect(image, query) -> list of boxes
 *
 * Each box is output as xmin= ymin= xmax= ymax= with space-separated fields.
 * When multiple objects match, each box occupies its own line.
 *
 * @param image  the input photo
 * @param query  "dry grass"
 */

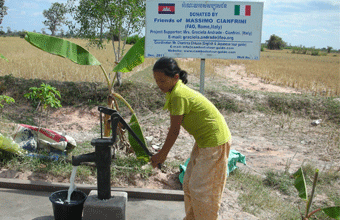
xmin=169 ymin=50 xmax=340 ymax=96
xmin=1 ymin=37 xmax=339 ymax=96
xmin=147 ymin=50 xmax=339 ymax=96
xmin=238 ymin=49 xmax=340 ymax=96
xmin=0 ymin=37 xmax=133 ymax=84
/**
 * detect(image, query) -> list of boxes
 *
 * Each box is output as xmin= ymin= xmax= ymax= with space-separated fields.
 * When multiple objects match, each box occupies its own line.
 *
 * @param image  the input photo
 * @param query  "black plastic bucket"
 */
xmin=49 ymin=190 xmax=87 ymax=220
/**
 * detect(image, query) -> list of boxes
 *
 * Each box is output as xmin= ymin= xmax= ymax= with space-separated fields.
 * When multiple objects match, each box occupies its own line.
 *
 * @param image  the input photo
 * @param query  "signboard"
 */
xmin=145 ymin=0 xmax=264 ymax=60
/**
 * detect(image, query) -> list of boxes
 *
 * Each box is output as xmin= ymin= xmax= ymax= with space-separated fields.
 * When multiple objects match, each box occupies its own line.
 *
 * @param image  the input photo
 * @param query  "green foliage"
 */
xmin=128 ymin=113 xmax=150 ymax=163
xmin=327 ymin=46 xmax=333 ymax=53
xmin=0 ymin=95 xmax=14 ymax=108
xmin=42 ymin=2 xmax=67 ymax=36
xmin=265 ymin=94 xmax=340 ymax=124
xmin=293 ymin=167 xmax=308 ymax=200
xmin=69 ymin=0 xmax=114 ymax=48
xmin=112 ymin=152 xmax=153 ymax=180
xmin=311 ymin=50 xmax=319 ymax=56
xmin=69 ymin=0 xmax=145 ymax=62
xmin=0 ymin=0 xmax=8 ymax=25
xmin=322 ymin=206 xmax=340 ymax=219
xmin=17 ymin=31 xmax=25 ymax=38
xmin=113 ymin=37 xmax=145 ymax=73
xmin=24 ymin=32 xmax=101 ymax=66
xmin=24 ymin=83 xmax=62 ymax=110
xmin=290 ymin=46 xmax=333 ymax=57
xmin=266 ymin=34 xmax=286 ymax=50
xmin=126 ymin=34 xmax=141 ymax=45
xmin=292 ymin=47 xmax=308 ymax=54
xmin=293 ymin=167 xmax=340 ymax=219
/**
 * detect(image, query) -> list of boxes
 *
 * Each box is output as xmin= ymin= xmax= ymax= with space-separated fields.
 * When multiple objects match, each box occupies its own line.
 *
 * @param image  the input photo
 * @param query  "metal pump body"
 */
xmin=72 ymin=106 xmax=152 ymax=200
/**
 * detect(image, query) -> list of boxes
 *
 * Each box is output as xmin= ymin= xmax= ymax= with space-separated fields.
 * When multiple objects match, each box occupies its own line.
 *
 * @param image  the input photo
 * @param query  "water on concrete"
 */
xmin=0 ymin=188 xmax=185 ymax=220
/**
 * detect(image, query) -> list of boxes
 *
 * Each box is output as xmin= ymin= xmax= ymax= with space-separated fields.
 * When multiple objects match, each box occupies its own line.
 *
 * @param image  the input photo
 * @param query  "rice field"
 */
xmin=242 ymin=49 xmax=340 ymax=96
xmin=0 ymin=37 xmax=339 ymax=96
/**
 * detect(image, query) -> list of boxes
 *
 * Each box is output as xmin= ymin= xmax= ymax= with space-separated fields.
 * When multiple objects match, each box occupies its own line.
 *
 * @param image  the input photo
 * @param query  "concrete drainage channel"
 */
xmin=0 ymin=178 xmax=185 ymax=220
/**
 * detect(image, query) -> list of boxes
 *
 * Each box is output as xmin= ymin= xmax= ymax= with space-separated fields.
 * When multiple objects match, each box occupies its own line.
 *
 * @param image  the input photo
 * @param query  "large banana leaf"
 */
xmin=0 ymin=53 xmax=8 ymax=62
xmin=128 ymin=113 xmax=150 ymax=163
xmin=24 ymin=32 xmax=101 ymax=66
xmin=322 ymin=206 xmax=340 ymax=220
xmin=113 ymin=37 xmax=145 ymax=73
xmin=293 ymin=167 xmax=308 ymax=200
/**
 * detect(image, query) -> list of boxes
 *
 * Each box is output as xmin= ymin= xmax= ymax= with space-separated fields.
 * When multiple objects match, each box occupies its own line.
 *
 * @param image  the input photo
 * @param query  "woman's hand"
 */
xmin=150 ymin=114 xmax=183 ymax=169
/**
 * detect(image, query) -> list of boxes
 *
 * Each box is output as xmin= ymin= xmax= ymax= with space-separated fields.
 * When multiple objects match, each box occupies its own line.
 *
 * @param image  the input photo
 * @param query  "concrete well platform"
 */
xmin=0 ymin=178 xmax=185 ymax=220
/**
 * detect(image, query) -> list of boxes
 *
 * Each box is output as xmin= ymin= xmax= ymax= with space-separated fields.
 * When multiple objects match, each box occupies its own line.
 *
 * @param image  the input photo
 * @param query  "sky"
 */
xmin=1 ymin=0 xmax=339 ymax=50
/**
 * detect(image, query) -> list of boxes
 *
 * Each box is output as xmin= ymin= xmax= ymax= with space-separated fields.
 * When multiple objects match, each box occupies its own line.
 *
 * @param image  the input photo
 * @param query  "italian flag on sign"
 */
xmin=234 ymin=5 xmax=251 ymax=16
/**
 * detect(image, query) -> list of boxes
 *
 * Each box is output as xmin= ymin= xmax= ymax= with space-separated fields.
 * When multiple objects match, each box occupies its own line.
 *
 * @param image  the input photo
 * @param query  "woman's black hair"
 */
xmin=153 ymin=57 xmax=188 ymax=84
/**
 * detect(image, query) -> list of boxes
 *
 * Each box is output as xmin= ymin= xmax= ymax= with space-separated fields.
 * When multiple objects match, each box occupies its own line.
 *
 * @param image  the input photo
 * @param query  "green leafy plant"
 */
xmin=0 ymin=95 xmax=15 ymax=108
xmin=128 ymin=113 xmax=149 ymax=162
xmin=293 ymin=167 xmax=340 ymax=220
xmin=311 ymin=50 xmax=319 ymax=56
xmin=24 ymin=83 xmax=62 ymax=110
xmin=126 ymin=34 xmax=142 ymax=45
xmin=0 ymin=95 xmax=15 ymax=120
xmin=24 ymin=32 xmax=150 ymax=161
xmin=24 ymin=83 xmax=62 ymax=151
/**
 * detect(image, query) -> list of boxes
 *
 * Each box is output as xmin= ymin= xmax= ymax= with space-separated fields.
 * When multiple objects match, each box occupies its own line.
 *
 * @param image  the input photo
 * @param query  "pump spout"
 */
xmin=72 ymin=152 xmax=96 ymax=166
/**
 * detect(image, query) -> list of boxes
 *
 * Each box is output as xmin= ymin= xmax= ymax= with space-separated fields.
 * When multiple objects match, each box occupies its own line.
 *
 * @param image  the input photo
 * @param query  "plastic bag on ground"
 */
xmin=0 ymin=133 xmax=27 ymax=156
xmin=179 ymin=149 xmax=247 ymax=184
xmin=6 ymin=124 xmax=77 ymax=160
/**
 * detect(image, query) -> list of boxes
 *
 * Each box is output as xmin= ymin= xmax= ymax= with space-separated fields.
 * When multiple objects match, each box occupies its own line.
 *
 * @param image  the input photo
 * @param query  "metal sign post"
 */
xmin=200 ymin=58 xmax=205 ymax=94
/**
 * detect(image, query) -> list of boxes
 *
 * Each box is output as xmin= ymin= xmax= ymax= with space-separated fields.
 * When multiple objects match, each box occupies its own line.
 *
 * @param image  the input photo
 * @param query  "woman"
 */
xmin=151 ymin=57 xmax=231 ymax=220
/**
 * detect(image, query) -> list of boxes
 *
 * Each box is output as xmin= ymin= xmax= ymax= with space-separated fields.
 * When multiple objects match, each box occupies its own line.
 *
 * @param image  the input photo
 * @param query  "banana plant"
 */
xmin=24 ymin=32 xmax=149 ymax=161
xmin=293 ymin=167 xmax=340 ymax=220
xmin=113 ymin=36 xmax=149 ymax=162
xmin=113 ymin=37 xmax=145 ymax=73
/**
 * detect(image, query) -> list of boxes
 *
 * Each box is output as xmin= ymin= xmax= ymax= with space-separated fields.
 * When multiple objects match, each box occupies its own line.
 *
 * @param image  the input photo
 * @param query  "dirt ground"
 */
xmin=1 ymin=64 xmax=339 ymax=219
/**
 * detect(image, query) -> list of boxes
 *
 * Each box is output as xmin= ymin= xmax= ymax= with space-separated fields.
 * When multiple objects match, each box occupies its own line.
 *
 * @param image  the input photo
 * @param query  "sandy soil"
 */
xmin=216 ymin=64 xmax=301 ymax=94
xmin=1 ymin=64 xmax=338 ymax=219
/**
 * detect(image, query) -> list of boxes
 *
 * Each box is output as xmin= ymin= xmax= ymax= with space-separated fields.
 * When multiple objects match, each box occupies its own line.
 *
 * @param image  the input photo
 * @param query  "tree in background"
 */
xmin=327 ymin=46 xmax=333 ymax=53
xmin=266 ymin=34 xmax=287 ymax=50
xmin=43 ymin=2 xmax=67 ymax=36
xmin=41 ymin=28 xmax=47 ymax=35
xmin=0 ymin=0 xmax=8 ymax=25
xmin=67 ymin=0 xmax=145 ymax=86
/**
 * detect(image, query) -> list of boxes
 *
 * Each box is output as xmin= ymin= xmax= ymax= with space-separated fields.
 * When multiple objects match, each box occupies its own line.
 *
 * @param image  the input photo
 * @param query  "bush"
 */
xmin=291 ymin=47 xmax=308 ymax=55
xmin=266 ymin=34 xmax=287 ymax=50
xmin=126 ymin=35 xmax=141 ymax=45
xmin=311 ymin=50 xmax=319 ymax=56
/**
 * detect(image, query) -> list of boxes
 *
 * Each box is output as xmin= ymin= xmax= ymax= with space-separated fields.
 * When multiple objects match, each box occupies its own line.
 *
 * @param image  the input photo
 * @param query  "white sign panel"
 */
xmin=145 ymin=0 xmax=264 ymax=60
